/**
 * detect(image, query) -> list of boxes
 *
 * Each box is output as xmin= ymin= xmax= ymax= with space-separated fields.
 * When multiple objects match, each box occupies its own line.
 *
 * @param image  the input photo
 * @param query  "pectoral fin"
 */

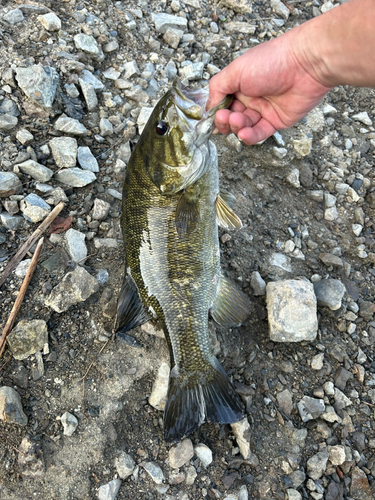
xmin=215 ymin=194 xmax=242 ymax=230
xmin=220 ymin=191 xmax=237 ymax=209
xmin=175 ymin=188 xmax=200 ymax=237
xmin=115 ymin=273 xmax=150 ymax=333
xmin=210 ymin=275 xmax=250 ymax=328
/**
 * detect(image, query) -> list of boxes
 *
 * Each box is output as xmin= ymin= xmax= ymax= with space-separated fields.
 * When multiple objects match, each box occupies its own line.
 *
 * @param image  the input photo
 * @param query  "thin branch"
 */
xmin=0 ymin=237 xmax=44 ymax=358
xmin=0 ymin=202 xmax=65 ymax=289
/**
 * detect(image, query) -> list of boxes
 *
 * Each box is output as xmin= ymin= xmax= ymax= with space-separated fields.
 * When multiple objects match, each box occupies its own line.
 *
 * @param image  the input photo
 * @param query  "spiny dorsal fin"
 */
xmin=210 ymin=275 xmax=250 ymax=328
xmin=115 ymin=272 xmax=150 ymax=333
xmin=215 ymin=194 xmax=242 ymax=230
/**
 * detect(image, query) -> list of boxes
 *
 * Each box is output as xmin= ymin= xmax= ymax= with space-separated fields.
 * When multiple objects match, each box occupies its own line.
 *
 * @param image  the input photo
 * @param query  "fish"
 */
xmin=115 ymin=78 xmax=250 ymax=443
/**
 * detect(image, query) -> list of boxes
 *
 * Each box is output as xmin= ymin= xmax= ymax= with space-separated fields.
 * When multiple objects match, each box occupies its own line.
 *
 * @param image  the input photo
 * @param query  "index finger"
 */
xmin=208 ymin=65 xmax=242 ymax=110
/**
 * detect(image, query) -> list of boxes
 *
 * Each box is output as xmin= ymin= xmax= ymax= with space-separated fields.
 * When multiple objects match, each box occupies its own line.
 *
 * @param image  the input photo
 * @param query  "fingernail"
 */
xmin=206 ymin=98 xmax=211 ymax=111
xmin=212 ymin=127 xmax=220 ymax=135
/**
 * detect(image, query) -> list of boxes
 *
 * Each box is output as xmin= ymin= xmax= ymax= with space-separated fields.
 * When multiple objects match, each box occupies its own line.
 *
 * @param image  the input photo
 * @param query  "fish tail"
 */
xmin=163 ymin=357 xmax=243 ymax=443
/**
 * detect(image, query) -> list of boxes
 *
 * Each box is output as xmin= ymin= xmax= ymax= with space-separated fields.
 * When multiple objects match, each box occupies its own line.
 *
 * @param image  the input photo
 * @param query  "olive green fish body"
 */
xmin=116 ymin=80 xmax=249 ymax=442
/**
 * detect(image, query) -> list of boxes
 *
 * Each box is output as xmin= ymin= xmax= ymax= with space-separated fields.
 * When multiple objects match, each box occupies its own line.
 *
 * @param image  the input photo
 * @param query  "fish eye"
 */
xmin=156 ymin=121 xmax=168 ymax=136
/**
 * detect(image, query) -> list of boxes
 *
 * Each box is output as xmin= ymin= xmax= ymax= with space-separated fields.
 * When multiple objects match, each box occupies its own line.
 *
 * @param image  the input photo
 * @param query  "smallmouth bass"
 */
xmin=116 ymin=79 xmax=250 ymax=442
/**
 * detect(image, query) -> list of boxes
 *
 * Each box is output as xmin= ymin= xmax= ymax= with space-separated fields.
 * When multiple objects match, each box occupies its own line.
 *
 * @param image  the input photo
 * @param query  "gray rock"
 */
xmin=49 ymin=136 xmax=78 ymax=168
xmin=313 ymin=279 xmax=346 ymax=310
xmin=270 ymin=0 xmax=289 ymax=18
xmin=77 ymin=146 xmax=99 ymax=172
xmin=115 ymin=452 xmax=136 ymax=479
xmin=268 ymin=253 xmax=292 ymax=272
xmin=18 ymin=436 xmax=44 ymax=478
xmin=276 ymin=389 xmax=293 ymax=415
xmin=143 ymin=462 xmax=165 ymax=484
xmin=297 ymin=396 xmax=325 ymax=422
xmin=165 ymin=60 xmax=178 ymax=79
xmin=0 ymin=213 xmax=24 ymax=230
xmin=334 ymin=367 xmax=353 ymax=391
xmin=7 ymin=319 xmax=48 ymax=360
xmin=359 ymin=301 xmax=375 ymax=321
xmin=287 ymin=490 xmax=301 ymax=500
xmin=103 ymin=40 xmax=119 ymax=52
xmin=225 ymin=21 xmax=256 ymax=34
xmin=91 ymin=199 xmax=110 ymax=220
xmin=306 ymin=451 xmax=329 ymax=480
xmin=0 ymin=172 xmax=22 ymax=196
xmin=81 ymin=69 xmax=105 ymax=90
xmin=163 ymin=28 xmax=183 ymax=49
xmin=16 ymin=129 xmax=34 ymax=145
xmin=3 ymin=200 xmax=19 ymax=215
xmin=60 ymin=411 xmax=78 ymax=436
xmin=16 ymin=65 xmax=59 ymax=109
xmin=179 ymin=62 xmax=204 ymax=81
xmin=149 ymin=362 xmax=169 ymax=411
xmin=45 ymin=266 xmax=100 ymax=313
xmin=266 ymin=280 xmax=318 ymax=342
xmin=152 ymin=13 xmax=187 ymax=34
xmin=65 ymin=228 xmax=87 ymax=263
xmin=226 ymin=133 xmax=243 ymax=152
xmin=107 ymin=189 xmax=122 ymax=200
xmin=103 ymin=68 xmax=121 ymax=80
xmin=194 ymin=443 xmax=213 ymax=468
xmin=231 ymin=418 xmax=259 ymax=464
xmin=74 ymin=33 xmax=100 ymax=55
xmin=55 ymin=168 xmax=96 ymax=187
xmin=20 ymin=193 xmax=51 ymax=223
xmin=169 ymin=439 xmax=194 ymax=469
xmin=137 ymin=107 xmax=154 ymax=134
xmin=286 ymin=168 xmax=300 ymax=188
xmin=324 ymin=206 xmax=339 ymax=221
xmin=55 ymin=116 xmax=88 ymax=136
xmin=18 ymin=159 xmax=53 ymax=182
xmin=289 ymin=470 xmax=305 ymax=489
xmin=79 ymin=78 xmax=98 ymax=111
xmin=319 ymin=253 xmax=343 ymax=268
xmin=98 ymin=479 xmax=122 ymax=500
xmin=334 ymin=388 xmax=352 ymax=410
xmin=99 ymin=118 xmax=114 ymax=136
xmin=0 ymin=386 xmax=28 ymax=425
xmin=350 ymin=466 xmax=373 ymax=500
xmin=93 ymin=238 xmax=119 ymax=249
xmin=45 ymin=187 xmax=69 ymax=205
xmin=221 ymin=0 xmax=252 ymax=14
xmin=311 ymin=352 xmax=324 ymax=370
xmin=0 ymin=113 xmax=18 ymax=130
xmin=273 ymin=147 xmax=287 ymax=159
xmin=4 ymin=8 xmax=24 ymax=24
xmin=124 ymin=86 xmax=149 ymax=103
xmin=122 ymin=60 xmax=140 ymax=80
xmin=250 ymin=271 xmax=266 ymax=296
xmin=38 ymin=12 xmax=61 ymax=31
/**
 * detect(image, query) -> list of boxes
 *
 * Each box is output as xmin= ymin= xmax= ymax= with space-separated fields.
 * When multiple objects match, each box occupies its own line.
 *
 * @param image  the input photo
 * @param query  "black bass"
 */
xmin=116 ymin=79 xmax=250 ymax=443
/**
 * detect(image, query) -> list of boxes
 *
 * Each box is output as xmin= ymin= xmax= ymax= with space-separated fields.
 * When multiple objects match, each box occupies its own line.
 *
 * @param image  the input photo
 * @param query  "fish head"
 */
xmin=140 ymin=78 xmax=232 ymax=195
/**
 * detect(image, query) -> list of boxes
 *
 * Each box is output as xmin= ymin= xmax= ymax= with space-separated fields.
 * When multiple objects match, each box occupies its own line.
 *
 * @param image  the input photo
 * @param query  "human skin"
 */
xmin=208 ymin=0 xmax=375 ymax=145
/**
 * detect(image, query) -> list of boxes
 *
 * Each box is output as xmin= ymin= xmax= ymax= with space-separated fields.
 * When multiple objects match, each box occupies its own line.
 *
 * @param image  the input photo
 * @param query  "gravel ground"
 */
xmin=0 ymin=1 xmax=375 ymax=499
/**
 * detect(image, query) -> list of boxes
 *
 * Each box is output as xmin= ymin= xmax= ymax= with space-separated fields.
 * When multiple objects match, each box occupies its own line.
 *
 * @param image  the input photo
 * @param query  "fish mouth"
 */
xmin=171 ymin=78 xmax=232 ymax=122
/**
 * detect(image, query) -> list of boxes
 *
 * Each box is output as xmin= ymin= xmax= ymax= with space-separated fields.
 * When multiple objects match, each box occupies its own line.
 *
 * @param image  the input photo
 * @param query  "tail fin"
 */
xmin=163 ymin=357 xmax=243 ymax=443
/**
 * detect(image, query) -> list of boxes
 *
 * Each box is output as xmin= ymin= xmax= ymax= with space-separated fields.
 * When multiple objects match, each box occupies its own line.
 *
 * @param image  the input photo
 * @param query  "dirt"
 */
xmin=1 ymin=0 xmax=375 ymax=499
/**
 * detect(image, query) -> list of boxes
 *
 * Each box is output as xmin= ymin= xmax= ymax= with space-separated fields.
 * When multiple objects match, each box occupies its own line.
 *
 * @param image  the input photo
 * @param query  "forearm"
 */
xmin=294 ymin=0 xmax=375 ymax=88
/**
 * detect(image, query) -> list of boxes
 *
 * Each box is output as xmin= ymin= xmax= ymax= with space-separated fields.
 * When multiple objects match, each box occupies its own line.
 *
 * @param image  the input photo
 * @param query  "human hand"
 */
xmin=208 ymin=29 xmax=332 ymax=145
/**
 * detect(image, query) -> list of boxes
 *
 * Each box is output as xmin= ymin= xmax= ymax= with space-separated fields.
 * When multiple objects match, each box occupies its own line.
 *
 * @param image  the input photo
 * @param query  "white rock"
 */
xmin=352 ymin=111 xmax=372 ymax=126
xmin=60 ymin=411 xmax=78 ymax=436
xmin=148 ymin=362 xmax=170 ymax=411
xmin=270 ymin=0 xmax=290 ymax=19
xmin=98 ymin=479 xmax=122 ymax=500
xmin=194 ymin=443 xmax=213 ymax=468
xmin=266 ymin=280 xmax=318 ymax=342
xmin=38 ymin=12 xmax=61 ymax=31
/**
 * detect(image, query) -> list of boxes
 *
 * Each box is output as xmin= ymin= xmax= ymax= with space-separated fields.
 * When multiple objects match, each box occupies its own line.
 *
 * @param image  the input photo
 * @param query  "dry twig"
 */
xmin=0 ymin=202 xmax=64 ymax=289
xmin=0 ymin=237 xmax=44 ymax=358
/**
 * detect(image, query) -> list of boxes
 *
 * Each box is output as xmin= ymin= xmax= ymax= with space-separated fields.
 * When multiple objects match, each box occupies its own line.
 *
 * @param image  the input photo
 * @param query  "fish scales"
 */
xmin=116 ymin=79 xmax=250 ymax=442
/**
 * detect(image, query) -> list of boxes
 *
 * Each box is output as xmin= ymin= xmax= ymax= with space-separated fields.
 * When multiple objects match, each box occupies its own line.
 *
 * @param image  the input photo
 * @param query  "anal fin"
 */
xmin=115 ymin=272 xmax=150 ymax=333
xmin=210 ymin=275 xmax=250 ymax=328
xmin=215 ymin=194 xmax=242 ymax=230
